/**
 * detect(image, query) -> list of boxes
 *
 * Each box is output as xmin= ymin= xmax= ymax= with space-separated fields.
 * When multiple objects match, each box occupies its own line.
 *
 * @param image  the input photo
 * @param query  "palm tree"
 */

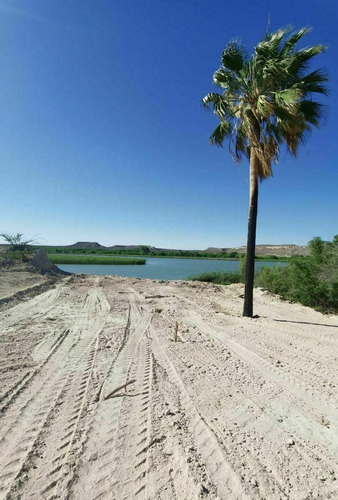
xmin=202 ymin=26 xmax=328 ymax=317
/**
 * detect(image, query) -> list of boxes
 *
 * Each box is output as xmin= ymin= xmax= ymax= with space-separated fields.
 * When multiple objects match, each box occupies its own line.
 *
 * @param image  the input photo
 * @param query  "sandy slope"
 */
xmin=0 ymin=271 xmax=46 ymax=300
xmin=0 ymin=273 xmax=337 ymax=499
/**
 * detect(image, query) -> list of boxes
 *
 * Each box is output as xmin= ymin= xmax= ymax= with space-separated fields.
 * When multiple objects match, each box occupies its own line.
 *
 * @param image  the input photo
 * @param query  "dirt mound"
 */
xmin=29 ymin=249 xmax=68 ymax=275
xmin=0 ymin=249 xmax=70 ymax=276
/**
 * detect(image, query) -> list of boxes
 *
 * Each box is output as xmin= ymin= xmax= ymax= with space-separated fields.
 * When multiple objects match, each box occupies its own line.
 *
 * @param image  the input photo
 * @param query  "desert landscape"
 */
xmin=1 ymin=1 xmax=337 ymax=498
xmin=0 ymin=269 xmax=337 ymax=499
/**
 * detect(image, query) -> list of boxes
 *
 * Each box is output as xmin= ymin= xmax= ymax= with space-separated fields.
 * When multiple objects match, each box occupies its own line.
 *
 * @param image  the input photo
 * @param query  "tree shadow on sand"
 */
xmin=274 ymin=319 xmax=338 ymax=328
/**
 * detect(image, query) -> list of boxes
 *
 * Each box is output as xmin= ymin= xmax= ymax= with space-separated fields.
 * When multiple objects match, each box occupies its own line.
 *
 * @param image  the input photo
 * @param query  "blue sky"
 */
xmin=0 ymin=0 xmax=337 ymax=249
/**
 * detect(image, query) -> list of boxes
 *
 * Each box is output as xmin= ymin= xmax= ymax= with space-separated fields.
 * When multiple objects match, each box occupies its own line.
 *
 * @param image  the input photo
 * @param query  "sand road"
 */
xmin=0 ymin=273 xmax=337 ymax=499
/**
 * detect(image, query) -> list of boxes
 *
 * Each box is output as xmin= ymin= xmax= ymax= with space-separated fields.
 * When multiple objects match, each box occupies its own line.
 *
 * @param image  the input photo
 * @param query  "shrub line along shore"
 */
xmin=43 ymin=248 xmax=291 ymax=262
xmin=48 ymin=255 xmax=146 ymax=265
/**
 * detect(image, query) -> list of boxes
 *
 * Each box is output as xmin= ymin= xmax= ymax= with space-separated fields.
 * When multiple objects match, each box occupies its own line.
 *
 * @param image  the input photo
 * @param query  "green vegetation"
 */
xmin=0 ymin=232 xmax=38 ymax=251
xmin=0 ymin=232 xmax=37 ymax=262
xmin=37 ymin=246 xmax=289 ymax=262
xmin=188 ymin=237 xmax=338 ymax=313
xmin=5 ymin=250 xmax=32 ymax=262
xmin=255 ymin=236 xmax=338 ymax=313
xmin=189 ymin=253 xmax=247 ymax=285
xmin=189 ymin=270 xmax=243 ymax=285
xmin=48 ymin=255 xmax=146 ymax=265
xmin=40 ymin=246 xmax=244 ymax=259
xmin=202 ymin=27 xmax=328 ymax=317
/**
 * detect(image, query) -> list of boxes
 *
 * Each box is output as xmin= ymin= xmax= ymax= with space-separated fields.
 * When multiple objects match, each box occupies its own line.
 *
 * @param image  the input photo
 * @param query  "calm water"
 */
xmin=57 ymin=257 xmax=285 ymax=281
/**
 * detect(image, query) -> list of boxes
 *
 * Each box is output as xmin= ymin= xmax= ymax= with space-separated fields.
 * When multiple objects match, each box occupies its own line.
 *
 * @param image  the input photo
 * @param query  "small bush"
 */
xmin=6 ymin=250 xmax=32 ymax=262
xmin=188 ymin=270 xmax=243 ymax=285
xmin=255 ymin=265 xmax=291 ymax=296
xmin=0 ymin=232 xmax=37 ymax=251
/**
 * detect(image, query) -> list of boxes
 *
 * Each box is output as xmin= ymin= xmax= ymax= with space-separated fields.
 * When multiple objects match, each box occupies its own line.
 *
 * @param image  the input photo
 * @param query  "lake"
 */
xmin=57 ymin=257 xmax=286 ymax=281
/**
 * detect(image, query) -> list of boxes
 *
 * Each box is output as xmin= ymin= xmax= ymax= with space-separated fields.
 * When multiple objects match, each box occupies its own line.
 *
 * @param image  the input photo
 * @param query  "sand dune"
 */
xmin=0 ymin=272 xmax=337 ymax=499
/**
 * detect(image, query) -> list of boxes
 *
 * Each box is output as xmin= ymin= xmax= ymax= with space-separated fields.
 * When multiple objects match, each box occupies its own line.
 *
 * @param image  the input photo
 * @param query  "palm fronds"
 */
xmin=203 ymin=26 xmax=328 ymax=179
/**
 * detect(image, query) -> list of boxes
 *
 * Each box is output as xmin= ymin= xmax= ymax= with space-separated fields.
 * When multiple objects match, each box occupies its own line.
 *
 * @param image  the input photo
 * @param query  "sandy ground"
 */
xmin=0 ymin=271 xmax=46 ymax=300
xmin=0 ymin=272 xmax=337 ymax=500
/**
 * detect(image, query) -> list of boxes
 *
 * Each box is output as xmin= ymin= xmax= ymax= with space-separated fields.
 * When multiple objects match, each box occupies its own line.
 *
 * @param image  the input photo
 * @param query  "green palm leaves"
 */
xmin=203 ymin=26 xmax=328 ymax=179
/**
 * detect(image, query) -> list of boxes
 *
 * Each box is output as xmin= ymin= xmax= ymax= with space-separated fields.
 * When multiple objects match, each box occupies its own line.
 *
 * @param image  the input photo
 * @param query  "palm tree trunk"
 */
xmin=243 ymin=152 xmax=259 ymax=317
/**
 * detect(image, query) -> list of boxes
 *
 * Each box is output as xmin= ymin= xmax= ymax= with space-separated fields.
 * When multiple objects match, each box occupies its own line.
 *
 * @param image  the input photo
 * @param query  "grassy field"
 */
xmin=49 ymin=255 xmax=146 ymax=265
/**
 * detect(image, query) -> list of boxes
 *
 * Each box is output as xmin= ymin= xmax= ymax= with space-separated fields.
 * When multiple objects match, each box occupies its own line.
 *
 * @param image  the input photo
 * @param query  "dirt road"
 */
xmin=0 ymin=274 xmax=337 ymax=499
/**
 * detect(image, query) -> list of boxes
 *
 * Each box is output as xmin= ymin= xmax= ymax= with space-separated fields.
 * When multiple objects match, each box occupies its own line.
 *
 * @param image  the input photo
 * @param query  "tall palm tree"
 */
xmin=202 ymin=26 xmax=328 ymax=317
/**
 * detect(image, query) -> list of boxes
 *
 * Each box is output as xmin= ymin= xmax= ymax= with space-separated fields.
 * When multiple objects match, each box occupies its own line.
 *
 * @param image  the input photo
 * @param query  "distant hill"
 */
xmin=107 ymin=244 xmax=151 ymax=251
xmin=65 ymin=242 xmax=309 ymax=257
xmin=107 ymin=245 xmax=180 ymax=252
xmin=203 ymin=247 xmax=230 ymax=254
xmin=204 ymin=244 xmax=309 ymax=257
xmin=234 ymin=244 xmax=309 ymax=257
xmin=66 ymin=242 xmax=107 ymax=249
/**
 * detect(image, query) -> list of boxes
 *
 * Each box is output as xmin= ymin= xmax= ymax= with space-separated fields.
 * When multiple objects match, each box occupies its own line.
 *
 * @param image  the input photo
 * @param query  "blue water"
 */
xmin=57 ymin=257 xmax=285 ymax=281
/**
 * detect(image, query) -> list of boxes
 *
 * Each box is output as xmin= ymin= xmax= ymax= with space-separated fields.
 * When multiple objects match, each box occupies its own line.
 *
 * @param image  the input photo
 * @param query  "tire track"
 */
xmin=159 ymin=331 xmax=293 ymax=498
xmin=70 ymin=298 xmax=152 ymax=499
xmin=167 ymin=287 xmax=338 ymax=412
xmin=184 ymin=310 xmax=338 ymax=438
xmin=0 ymin=286 xmax=110 ymax=500
xmin=24 ymin=325 xmax=103 ymax=499
xmin=146 ymin=352 xmax=218 ymax=499
xmin=0 ymin=326 xmax=70 ymax=415
xmin=149 ymin=322 xmax=249 ymax=499
xmin=136 ymin=284 xmax=338 ymax=498
xmin=1 ymin=276 xmax=336 ymax=499
xmin=0 ymin=284 xmax=74 ymax=406
xmin=179 ymin=309 xmax=338 ymax=497
xmin=106 ymin=332 xmax=153 ymax=499
xmin=0 ymin=287 xmax=61 ymax=333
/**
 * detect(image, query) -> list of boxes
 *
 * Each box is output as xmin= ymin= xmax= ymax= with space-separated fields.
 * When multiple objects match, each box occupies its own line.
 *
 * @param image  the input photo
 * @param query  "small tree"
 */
xmin=0 ymin=232 xmax=37 ymax=251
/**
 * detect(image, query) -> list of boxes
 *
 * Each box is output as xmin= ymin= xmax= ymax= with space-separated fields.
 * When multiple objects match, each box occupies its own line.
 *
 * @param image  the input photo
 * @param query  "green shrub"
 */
xmin=188 ymin=270 xmax=243 ymax=285
xmin=255 ymin=235 xmax=338 ymax=313
xmin=0 ymin=232 xmax=37 ymax=251
xmin=6 ymin=250 xmax=32 ymax=262
xmin=255 ymin=265 xmax=291 ymax=295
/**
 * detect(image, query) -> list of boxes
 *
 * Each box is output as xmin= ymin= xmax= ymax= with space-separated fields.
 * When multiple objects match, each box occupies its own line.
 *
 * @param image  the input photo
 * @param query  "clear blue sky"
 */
xmin=0 ymin=0 xmax=337 ymax=249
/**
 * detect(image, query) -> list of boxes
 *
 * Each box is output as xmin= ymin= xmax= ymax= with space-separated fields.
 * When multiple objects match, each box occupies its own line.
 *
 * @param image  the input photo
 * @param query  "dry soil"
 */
xmin=0 ymin=272 xmax=337 ymax=499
